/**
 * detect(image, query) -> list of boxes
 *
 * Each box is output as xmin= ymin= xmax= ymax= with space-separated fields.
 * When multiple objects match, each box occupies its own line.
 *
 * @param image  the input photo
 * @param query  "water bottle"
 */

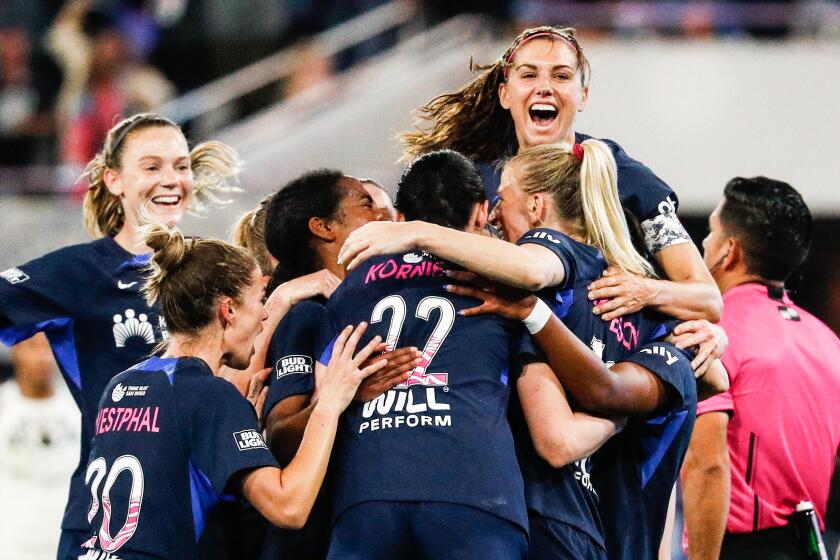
xmin=791 ymin=501 xmax=829 ymax=560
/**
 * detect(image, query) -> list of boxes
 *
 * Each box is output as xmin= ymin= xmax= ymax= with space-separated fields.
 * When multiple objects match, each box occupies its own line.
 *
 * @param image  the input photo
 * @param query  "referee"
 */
xmin=681 ymin=177 xmax=840 ymax=559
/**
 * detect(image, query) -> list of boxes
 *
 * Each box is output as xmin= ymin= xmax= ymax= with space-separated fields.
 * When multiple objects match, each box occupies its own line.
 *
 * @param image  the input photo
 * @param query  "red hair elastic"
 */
xmin=572 ymin=143 xmax=584 ymax=161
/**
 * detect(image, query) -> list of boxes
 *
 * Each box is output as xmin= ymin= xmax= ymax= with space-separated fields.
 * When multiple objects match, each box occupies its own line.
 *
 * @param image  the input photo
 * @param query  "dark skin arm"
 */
xmin=265 ymin=346 xmax=419 ymax=465
xmin=444 ymin=273 xmax=673 ymax=417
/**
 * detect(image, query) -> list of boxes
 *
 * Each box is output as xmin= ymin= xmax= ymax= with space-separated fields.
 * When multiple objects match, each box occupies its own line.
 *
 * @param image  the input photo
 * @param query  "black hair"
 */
xmin=719 ymin=176 xmax=812 ymax=282
xmin=264 ymin=169 xmax=345 ymax=290
xmin=395 ymin=150 xmax=487 ymax=230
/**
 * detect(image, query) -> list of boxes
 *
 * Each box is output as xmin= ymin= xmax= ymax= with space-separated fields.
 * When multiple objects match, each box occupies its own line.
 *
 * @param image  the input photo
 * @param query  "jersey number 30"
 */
xmin=84 ymin=455 xmax=144 ymax=552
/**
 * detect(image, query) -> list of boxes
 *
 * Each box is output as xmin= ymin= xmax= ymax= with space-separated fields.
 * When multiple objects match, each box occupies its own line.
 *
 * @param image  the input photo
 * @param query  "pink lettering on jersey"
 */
xmin=96 ymin=407 xmax=161 ymax=434
xmin=364 ymin=259 xmax=445 ymax=285
xmin=609 ymin=317 xmax=639 ymax=350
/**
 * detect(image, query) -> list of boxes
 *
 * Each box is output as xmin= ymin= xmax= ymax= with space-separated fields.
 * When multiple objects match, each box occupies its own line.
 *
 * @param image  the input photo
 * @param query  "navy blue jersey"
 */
xmin=592 ymin=342 xmax=697 ymax=560
xmin=481 ymin=133 xmax=691 ymax=254
xmin=0 ymin=237 xmax=166 ymax=533
xmin=512 ymin=228 xmax=678 ymax=549
xmin=79 ymin=356 xmax=278 ymax=559
xmin=263 ymin=299 xmax=325 ymax=419
xmin=260 ymin=298 xmax=331 ymax=560
xmin=317 ymin=250 xmax=529 ymax=532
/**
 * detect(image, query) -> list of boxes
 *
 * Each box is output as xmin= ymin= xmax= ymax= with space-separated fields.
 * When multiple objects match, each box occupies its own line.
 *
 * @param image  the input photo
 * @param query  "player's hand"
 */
xmin=587 ymin=266 xmax=659 ymax=321
xmin=266 ymin=269 xmax=341 ymax=315
xmin=442 ymin=270 xmax=538 ymax=321
xmin=337 ymin=221 xmax=425 ymax=271
xmin=316 ymin=323 xmax=388 ymax=413
xmin=668 ymin=320 xmax=729 ymax=377
xmin=246 ymin=368 xmax=271 ymax=427
xmin=354 ymin=345 xmax=422 ymax=402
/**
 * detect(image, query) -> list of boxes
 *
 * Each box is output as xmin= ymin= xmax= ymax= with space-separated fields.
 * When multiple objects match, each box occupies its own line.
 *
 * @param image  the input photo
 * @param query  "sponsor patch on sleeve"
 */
xmin=1 ymin=267 xmax=29 ymax=284
xmin=275 ymin=355 xmax=313 ymax=379
xmin=641 ymin=211 xmax=692 ymax=254
xmin=233 ymin=429 xmax=268 ymax=451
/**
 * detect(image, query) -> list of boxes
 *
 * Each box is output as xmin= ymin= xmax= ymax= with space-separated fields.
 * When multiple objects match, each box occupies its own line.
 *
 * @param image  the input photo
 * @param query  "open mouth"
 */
xmin=529 ymin=103 xmax=558 ymax=127
xmin=150 ymin=194 xmax=182 ymax=207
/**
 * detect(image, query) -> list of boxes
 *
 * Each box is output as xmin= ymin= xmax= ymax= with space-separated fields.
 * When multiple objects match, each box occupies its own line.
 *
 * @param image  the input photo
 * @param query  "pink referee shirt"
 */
xmin=698 ymin=283 xmax=840 ymax=533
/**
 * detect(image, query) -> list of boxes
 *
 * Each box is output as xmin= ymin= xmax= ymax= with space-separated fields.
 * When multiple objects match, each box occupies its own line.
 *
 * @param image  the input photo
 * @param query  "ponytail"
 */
xmin=141 ymin=222 xmax=256 ymax=336
xmin=189 ymin=140 xmax=242 ymax=214
xmin=509 ymin=140 xmax=656 ymax=278
xmin=577 ymin=140 xmax=656 ymax=277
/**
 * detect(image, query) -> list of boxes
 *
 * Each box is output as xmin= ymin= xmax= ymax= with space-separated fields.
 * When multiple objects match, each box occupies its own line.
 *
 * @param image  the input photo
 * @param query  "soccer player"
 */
xmin=401 ymin=25 xmax=721 ymax=324
xmin=443 ymin=277 xmax=713 ymax=560
xmin=259 ymin=170 xmax=418 ymax=560
xmin=339 ymin=141 xmax=725 ymax=559
xmin=0 ymin=113 xmax=241 ymax=559
xmin=78 ymin=223 xmax=387 ymax=559
xmin=318 ymin=150 xmax=530 ymax=560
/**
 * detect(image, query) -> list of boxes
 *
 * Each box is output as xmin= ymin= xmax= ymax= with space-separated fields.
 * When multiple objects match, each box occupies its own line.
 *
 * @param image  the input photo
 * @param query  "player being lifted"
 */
xmin=339 ymin=141 xmax=727 ymax=559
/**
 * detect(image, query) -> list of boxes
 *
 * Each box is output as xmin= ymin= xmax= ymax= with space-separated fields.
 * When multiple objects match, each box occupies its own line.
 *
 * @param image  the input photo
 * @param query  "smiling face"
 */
xmin=332 ymin=177 xmax=391 ymax=246
xmin=105 ymin=126 xmax=194 ymax=233
xmin=498 ymin=37 xmax=588 ymax=151
xmin=490 ymin=164 xmax=538 ymax=242
xmin=222 ymin=267 xmax=268 ymax=370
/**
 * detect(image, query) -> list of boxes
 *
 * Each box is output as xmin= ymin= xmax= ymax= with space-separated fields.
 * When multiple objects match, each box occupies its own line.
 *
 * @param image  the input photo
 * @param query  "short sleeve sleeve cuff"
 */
xmin=697 ymin=391 xmax=734 ymax=416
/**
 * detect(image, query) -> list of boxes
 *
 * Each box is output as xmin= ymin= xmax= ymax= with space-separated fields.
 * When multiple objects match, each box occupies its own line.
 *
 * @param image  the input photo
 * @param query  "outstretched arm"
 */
xmin=243 ymin=324 xmax=387 ymax=528
xmin=338 ymin=221 xmax=565 ymax=291
xmin=445 ymin=276 xmax=672 ymax=417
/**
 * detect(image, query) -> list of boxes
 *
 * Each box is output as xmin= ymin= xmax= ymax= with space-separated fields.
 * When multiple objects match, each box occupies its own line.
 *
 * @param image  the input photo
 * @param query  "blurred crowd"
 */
xmin=1 ymin=0 xmax=839 ymax=191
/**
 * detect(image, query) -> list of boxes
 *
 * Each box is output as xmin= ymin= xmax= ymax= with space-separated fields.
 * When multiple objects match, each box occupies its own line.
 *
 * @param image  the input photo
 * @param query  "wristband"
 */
xmin=522 ymin=298 xmax=552 ymax=334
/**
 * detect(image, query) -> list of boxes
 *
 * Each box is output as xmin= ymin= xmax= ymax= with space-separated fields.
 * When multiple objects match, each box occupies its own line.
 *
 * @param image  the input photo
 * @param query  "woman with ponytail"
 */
xmin=401 ymin=25 xmax=721 ymax=325
xmin=0 ymin=112 xmax=241 ymax=559
xmin=78 ymin=224 xmax=386 ymax=559
xmin=338 ymin=141 xmax=726 ymax=559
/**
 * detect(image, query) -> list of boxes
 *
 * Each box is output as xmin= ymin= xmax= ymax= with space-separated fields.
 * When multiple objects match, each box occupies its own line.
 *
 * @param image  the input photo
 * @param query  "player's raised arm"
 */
xmin=241 ymin=323 xmax=386 ymax=528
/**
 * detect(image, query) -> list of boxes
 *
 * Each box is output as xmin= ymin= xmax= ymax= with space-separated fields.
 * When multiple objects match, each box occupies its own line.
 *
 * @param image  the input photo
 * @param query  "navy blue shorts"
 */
xmin=528 ymin=513 xmax=607 ymax=560
xmin=57 ymin=528 xmax=87 ymax=560
xmin=327 ymin=501 xmax=527 ymax=560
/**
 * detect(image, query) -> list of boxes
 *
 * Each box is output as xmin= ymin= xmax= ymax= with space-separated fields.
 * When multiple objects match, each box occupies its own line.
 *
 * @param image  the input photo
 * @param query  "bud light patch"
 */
xmin=233 ymin=429 xmax=267 ymax=451
xmin=275 ymin=355 xmax=313 ymax=379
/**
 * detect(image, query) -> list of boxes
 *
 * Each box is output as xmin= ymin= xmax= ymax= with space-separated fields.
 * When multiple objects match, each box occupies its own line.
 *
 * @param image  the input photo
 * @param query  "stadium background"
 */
xmin=0 ymin=1 xmax=838 ymax=558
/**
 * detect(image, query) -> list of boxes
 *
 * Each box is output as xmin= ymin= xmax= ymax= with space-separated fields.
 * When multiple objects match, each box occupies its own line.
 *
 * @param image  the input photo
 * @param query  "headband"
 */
xmin=502 ymin=31 xmax=578 ymax=80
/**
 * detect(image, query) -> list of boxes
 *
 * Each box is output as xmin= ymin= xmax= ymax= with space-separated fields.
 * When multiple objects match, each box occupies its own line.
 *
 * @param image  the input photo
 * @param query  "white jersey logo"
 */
xmin=639 ymin=345 xmax=679 ymax=365
xmin=112 ymin=309 xmax=156 ymax=347
xmin=117 ymin=281 xmax=138 ymax=290
xmin=1 ymin=267 xmax=29 ymax=284
xmin=112 ymin=384 xmax=127 ymax=402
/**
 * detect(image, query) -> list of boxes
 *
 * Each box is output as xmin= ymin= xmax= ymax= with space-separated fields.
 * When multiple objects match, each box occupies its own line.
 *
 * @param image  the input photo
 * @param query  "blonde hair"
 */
xmin=143 ymin=223 xmax=257 ymax=336
xmin=82 ymin=113 xmax=242 ymax=238
xmin=401 ymin=26 xmax=590 ymax=162
xmin=232 ymin=195 xmax=275 ymax=277
xmin=509 ymin=140 xmax=656 ymax=278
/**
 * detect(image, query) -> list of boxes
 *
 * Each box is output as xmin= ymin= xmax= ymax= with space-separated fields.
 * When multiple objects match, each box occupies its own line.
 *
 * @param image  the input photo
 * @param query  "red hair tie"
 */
xmin=572 ymin=143 xmax=584 ymax=161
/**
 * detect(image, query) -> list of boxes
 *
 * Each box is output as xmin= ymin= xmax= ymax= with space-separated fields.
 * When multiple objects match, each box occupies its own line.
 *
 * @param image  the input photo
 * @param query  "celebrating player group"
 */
xmin=0 ymin=26 xmax=731 ymax=560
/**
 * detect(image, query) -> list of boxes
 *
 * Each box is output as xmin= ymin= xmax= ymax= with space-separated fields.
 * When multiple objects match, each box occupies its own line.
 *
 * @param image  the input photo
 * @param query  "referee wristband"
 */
xmin=522 ymin=298 xmax=552 ymax=334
